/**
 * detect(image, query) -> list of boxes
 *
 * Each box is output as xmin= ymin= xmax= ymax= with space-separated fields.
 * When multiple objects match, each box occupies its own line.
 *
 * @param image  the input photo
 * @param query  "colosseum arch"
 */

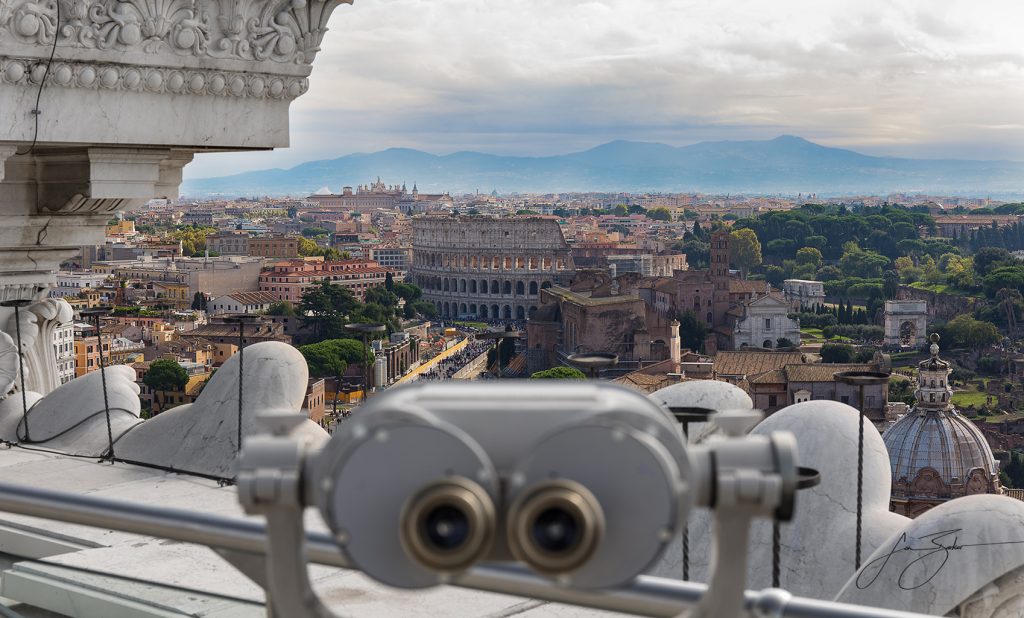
xmin=516 ymin=306 xmax=525 ymax=320
xmin=503 ymin=305 xmax=512 ymax=319
xmin=470 ymin=303 xmax=477 ymax=314
xmin=412 ymin=218 xmax=575 ymax=324
xmin=480 ymin=305 xmax=489 ymax=318
xmin=541 ymin=281 xmax=552 ymax=290
xmin=529 ymin=305 xmax=538 ymax=316
xmin=460 ymin=303 xmax=467 ymax=315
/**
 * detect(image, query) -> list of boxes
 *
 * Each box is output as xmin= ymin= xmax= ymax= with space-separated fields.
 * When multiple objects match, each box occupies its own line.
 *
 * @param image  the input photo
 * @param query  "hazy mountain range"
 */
xmin=181 ymin=136 xmax=1024 ymax=198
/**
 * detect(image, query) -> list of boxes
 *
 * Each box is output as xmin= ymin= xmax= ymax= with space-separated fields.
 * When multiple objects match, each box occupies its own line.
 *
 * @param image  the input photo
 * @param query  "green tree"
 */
xmin=648 ymin=207 xmax=672 ymax=221
xmin=676 ymin=309 xmax=708 ymax=352
xmin=299 ymin=280 xmax=358 ymax=342
xmin=265 ymin=301 xmax=296 ymax=317
xmin=820 ymin=343 xmax=855 ymax=363
xmin=144 ymin=359 xmax=189 ymax=414
xmin=530 ymin=366 xmax=587 ymax=380
xmin=776 ymin=337 xmax=795 ymax=349
xmin=883 ymin=270 xmax=900 ymax=299
xmin=839 ymin=242 xmax=890 ymax=279
xmin=392 ymin=282 xmax=422 ymax=303
xmin=613 ymin=205 xmax=628 ymax=216
xmin=944 ymin=315 xmax=1000 ymax=356
xmin=795 ymin=247 xmax=823 ymax=269
xmin=170 ymin=225 xmax=217 ymax=257
xmin=298 ymin=237 xmax=342 ymax=260
xmin=190 ymin=292 xmax=207 ymax=311
xmin=409 ymin=300 xmax=438 ymax=319
xmin=729 ymin=228 xmax=762 ymax=276
xmin=385 ymin=271 xmax=395 ymax=291
xmin=299 ymin=338 xmax=371 ymax=414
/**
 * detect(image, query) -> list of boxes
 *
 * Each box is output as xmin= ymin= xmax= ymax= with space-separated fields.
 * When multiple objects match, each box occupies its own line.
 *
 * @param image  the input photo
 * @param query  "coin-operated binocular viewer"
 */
xmin=238 ymin=382 xmax=798 ymax=618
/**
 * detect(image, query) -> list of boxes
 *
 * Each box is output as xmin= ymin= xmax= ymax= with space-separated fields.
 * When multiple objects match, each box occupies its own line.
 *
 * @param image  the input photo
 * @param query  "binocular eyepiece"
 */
xmin=400 ymin=477 xmax=496 ymax=573
xmin=507 ymin=479 xmax=604 ymax=575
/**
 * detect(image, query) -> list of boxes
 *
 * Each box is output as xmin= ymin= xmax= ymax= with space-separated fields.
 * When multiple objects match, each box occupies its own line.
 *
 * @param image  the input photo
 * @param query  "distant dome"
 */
xmin=885 ymin=409 xmax=997 ymax=489
xmin=883 ymin=333 xmax=1000 ymax=517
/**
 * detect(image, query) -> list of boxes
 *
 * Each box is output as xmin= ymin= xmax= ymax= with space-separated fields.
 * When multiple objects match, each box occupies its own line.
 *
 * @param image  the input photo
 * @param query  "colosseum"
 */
xmin=412 ymin=216 xmax=575 ymax=320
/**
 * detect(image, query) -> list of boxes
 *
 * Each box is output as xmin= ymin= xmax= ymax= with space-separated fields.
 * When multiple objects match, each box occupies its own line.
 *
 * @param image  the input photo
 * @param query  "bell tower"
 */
xmin=710 ymin=230 xmax=731 ymax=327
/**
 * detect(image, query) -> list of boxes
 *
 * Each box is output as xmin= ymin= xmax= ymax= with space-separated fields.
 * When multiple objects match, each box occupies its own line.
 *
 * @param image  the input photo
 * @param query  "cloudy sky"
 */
xmin=186 ymin=0 xmax=1024 ymax=179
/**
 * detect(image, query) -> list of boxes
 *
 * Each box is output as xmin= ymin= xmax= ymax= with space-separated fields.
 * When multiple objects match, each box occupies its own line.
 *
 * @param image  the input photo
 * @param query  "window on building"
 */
xmin=765 ymin=318 xmax=771 ymax=330
xmin=840 ymin=395 xmax=850 ymax=404
xmin=768 ymin=395 xmax=777 ymax=408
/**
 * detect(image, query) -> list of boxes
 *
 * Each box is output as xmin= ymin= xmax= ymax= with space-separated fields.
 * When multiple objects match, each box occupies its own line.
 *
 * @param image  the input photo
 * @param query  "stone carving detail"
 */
xmin=0 ymin=0 xmax=349 ymax=65
xmin=4 ymin=298 xmax=73 ymax=396
xmin=0 ymin=330 xmax=18 ymax=400
xmin=0 ymin=56 xmax=309 ymax=99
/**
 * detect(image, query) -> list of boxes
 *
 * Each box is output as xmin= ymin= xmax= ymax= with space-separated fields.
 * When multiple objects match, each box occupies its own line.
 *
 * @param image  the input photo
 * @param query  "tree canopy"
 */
xmin=299 ymin=281 xmax=359 ymax=341
xmin=730 ymin=228 xmax=762 ymax=275
xmin=530 ymin=366 xmax=587 ymax=380
xmin=144 ymin=359 xmax=189 ymax=414
xmin=299 ymin=339 xmax=371 ymax=377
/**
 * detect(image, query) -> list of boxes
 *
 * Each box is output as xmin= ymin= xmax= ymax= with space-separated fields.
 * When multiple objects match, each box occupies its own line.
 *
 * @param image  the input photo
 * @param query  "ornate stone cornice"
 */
xmin=0 ymin=55 xmax=309 ymax=99
xmin=0 ymin=0 xmax=350 ymax=68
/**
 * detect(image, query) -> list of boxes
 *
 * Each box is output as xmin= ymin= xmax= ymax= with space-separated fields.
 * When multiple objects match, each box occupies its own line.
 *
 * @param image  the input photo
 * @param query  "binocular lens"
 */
xmin=423 ymin=504 xmax=472 ymax=551
xmin=531 ymin=506 xmax=580 ymax=553
xmin=509 ymin=480 xmax=604 ymax=576
xmin=400 ymin=478 xmax=496 ymax=573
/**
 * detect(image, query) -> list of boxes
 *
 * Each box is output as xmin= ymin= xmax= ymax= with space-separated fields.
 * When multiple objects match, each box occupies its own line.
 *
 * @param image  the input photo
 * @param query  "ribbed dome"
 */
xmin=884 ymin=408 xmax=997 ymax=486
xmin=883 ymin=333 xmax=1000 ymax=513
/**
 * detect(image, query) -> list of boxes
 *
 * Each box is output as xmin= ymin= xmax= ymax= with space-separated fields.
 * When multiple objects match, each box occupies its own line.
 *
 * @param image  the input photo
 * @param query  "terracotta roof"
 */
xmin=713 ymin=350 xmax=804 ymax=378
xmin=729 ymin=279 xmax=769 ymax=294
xmin=612 ymin=372 xmax=681 ymax=394
xmin=783 ymin=363 xmax=879 ymax=383
xmin=220 ymin=291 xmax=277 ymax=305
xmin=749 ymin=369 xmax=787 ymax=384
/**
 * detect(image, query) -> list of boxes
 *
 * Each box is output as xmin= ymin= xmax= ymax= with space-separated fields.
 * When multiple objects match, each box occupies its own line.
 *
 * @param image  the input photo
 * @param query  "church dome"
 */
xmin=884 ymin=407 xmax=997 ymax=488
xmin=882 ymin=333 xmax=1000 ymax=516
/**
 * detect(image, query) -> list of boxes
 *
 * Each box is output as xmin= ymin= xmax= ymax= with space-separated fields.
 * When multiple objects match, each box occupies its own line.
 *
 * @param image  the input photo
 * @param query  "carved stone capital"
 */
xmin=32 ymin=147 xmax=181 ymax=214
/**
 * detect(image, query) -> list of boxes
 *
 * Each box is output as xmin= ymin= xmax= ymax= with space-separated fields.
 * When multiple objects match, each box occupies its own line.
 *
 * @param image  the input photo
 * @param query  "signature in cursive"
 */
xmin=856 ymin=528 xmax=1024 ymax=590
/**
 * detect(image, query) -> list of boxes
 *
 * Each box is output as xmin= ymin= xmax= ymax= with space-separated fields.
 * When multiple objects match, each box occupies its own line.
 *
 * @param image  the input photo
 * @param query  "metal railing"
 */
xmin=0 ymin=480 xmax=933 ymax=618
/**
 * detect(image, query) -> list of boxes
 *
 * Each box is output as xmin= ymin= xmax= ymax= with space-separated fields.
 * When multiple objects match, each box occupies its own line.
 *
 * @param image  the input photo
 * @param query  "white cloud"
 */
xmin=187 ymin=0 xmax=1024 ymax=178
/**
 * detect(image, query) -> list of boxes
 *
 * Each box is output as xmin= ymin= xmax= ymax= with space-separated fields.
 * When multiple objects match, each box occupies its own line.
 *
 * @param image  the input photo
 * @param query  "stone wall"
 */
xmin=897 ymin=285 xmax=983 ymax=322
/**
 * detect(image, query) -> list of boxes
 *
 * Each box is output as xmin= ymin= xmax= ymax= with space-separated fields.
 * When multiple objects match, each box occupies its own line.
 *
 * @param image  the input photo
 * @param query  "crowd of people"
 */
xmin=417 ymin=339 xmax=493 ymax=381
